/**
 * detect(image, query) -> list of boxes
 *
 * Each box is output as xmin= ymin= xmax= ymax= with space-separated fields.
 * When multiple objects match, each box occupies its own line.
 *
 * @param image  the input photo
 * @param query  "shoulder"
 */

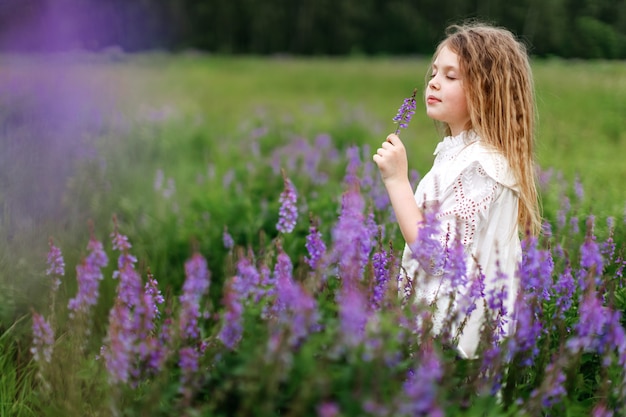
xmin=458 ymin=140 xmax=518 ymax=191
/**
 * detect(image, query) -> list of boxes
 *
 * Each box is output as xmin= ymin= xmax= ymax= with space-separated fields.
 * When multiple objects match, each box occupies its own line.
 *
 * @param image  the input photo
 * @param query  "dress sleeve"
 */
xmin=431 ymin=160 xmax=502 ymax=248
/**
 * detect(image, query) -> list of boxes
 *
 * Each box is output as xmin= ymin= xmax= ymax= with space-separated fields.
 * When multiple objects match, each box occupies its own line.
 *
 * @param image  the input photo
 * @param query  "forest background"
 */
xmin=0 ymin=0 xmax=625 ymax=59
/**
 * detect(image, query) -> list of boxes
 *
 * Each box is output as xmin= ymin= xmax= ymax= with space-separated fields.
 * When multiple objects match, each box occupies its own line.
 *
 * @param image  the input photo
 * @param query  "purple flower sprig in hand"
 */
xmin=393 ymin=88 xmax=417 ymax=135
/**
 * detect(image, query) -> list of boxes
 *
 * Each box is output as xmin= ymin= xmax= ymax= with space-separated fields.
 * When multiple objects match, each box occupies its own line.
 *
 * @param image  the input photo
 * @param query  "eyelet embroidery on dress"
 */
xmin=437 ymin=161 xmax=500 ymax=247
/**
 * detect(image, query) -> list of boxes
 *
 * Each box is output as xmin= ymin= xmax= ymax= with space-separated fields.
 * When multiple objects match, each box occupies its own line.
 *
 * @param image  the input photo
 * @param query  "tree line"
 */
xmin=1 ymin=0 xmax=625 ymax=58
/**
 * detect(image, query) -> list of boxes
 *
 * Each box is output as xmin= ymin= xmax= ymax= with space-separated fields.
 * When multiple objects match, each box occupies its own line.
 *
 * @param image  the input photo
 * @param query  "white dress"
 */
xmin=400 ymin=130 xmax=521 ymax=358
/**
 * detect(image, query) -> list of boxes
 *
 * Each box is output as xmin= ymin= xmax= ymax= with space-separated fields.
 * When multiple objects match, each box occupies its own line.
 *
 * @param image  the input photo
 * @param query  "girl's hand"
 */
xmin=372 ymin=133 xmax=408 ymax=185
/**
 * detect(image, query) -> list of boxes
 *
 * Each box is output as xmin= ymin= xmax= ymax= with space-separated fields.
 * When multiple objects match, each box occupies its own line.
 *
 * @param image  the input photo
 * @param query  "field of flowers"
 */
xmin=0 ymin=53 xmax=625 ymax=416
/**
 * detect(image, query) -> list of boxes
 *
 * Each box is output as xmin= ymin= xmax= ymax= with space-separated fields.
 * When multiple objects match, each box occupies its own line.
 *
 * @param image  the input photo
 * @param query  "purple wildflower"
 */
xmin=616 ymin=257 xmax=626 ymax=285
xmin=68 ymin=236 xmax=108 ymax=315
xmin=536 ymin=166 xmax=553 ymax=191
xmin=602 ymin=217 xmax=616 ymax=261
xmin=31 ymin=312 xmax=54 ymax=364
xmin=457 ymin=268 xmax=485 ymax=319
xmin=103 ymin=302 xmax=134 ymax=384
xmin=178 ymin=345 xmax=199 ymax=374
xmin=579 ymin=217 xmax=604 ymax=289
xmin=179 ymin=253 xmax=211 ymax=340
xmin=223 ymin=226 xmax=234 ymax=250
xmin=234 ymin=252 xmax=264 ymax=302
xmin=268 ymin=247 xmax=293 ymax=305
xmin=217 ymin=277 xmax=244 ymax=349
xmin=337 ymin=285 xmax=370 ymax=348
xmin=164 ymin=178 xmax=176 ymax=199
xmin=268 ymin=247 xmax=295 ymax=313
xmin=276 ymin=172 xmax=298 ymax=234
xmin=110 ymin=227 xmax=143 ymax=310
xmin=541 ymin=221 xmax=553 ymax=237
xmin=362 ymin=400 xmax=390 ymax=417
xmin=103 ymin=273 xmax=165 ymax=384
xmin=317 ymin=402 xmax=340 ymax=417
xmin=393 ymin=88 xmax=417 ymax=134
xmin=149 ymin=312 xmax=173 ymax=371
xmin=343 ymin=145 xmax=362 ymax=188
xmin=371 ymin=176 xmax=391 ymax=211
xmin=552 ymin=265 xmax=575 ymax=320
xmin=46 ymin=238 xmax=64 ymax=291
xmin=480 ymin=344 xmax=503 ymax=395
xmin=409 ymin=169 xmax=421 ymax=189
xmin=408 ymin=204 xmax=445 ymax=277
xmin=331 ymin=183 xmax=377 ymax=286
xmin=442 ymin=228 xmax=468 ymax=290
xmin=371 ymin=248 xmax=391 ymax=310
xmin=570 ymin=216 xmax=580 ymax=234
xmin=178 ymin=346 xmax=201 ymax=399
xmin=398 ymin=346 xmax=444 ymax=417
xmin=305 ymin=220 xmax=326 ymax=270
xmin=556 ymin=196 xmax=570 ymax=230
xmin=111 ymin=227 xmax=131 ymax=251
xmin=485 ymin=262 xmax=509 ymax=342
xmin=144 ymin=271 xmax=164 ymax=317
xmin=103 ymin=226 xmax=167 ymax=385
xmin=270 ymin=247 xmax=319 ymax=347
xmin=133 ymin=271 xmax=165 ymax=368
xmin=154 ymin=168 xmax=164 ymax=190
xmin=217 ymin=250 xmax=266 ymax=349
xmin=592 ymin=403 xmax=613 ymax=417
xmin=519 ymin=236 xmax=553 ymax=301
xmin=566 ymin=291 xmax=624 ymax=357
xmin=222 ymin=168 xmax=235 ymax=189
xmin=303 ymin=143 xmax=324 ymax=184
xmin=507 ymin=293 xmax=542 ymax=365
xmin=113 ymin=256 xmax=142 ymax=309
xmin=130 ymin=275 xmax=165 ymax=377
xmin=574 ymin=175 xmax=584 ymax=201
xmin=601 ymin=310 xmax=626 ymax=368
xmin=530 ymin=363 xmax=567 ymax=408
xmin=259 ymin=264 xmax=273 ymax=297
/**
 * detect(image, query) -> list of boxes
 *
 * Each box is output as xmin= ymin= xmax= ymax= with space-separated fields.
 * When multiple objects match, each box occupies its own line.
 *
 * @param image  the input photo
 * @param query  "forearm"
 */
xmin=373 ymin=133 xmax=424 ymax=245
xmin=384 ymin=178 xmax=423 ymax=246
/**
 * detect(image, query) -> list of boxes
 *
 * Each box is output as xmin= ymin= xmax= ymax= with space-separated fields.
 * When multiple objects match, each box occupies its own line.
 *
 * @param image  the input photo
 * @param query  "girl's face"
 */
xmin=425 ymin=45 xmax=471 ymax=136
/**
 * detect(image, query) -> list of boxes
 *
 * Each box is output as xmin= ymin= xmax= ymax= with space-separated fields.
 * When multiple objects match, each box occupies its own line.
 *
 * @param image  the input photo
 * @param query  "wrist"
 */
xmin=383 ymin=176 xmax=411 ymax=192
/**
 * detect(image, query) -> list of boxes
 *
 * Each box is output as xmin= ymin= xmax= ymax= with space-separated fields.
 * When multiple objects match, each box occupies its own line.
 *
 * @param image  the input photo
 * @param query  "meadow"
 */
xmin=0 ymin=52 xmax=625 ymax=416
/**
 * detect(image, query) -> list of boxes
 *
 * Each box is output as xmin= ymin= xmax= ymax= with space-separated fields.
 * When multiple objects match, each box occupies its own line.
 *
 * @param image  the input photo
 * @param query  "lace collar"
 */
xmin=433 ymin=130 xmax=479 ymax=155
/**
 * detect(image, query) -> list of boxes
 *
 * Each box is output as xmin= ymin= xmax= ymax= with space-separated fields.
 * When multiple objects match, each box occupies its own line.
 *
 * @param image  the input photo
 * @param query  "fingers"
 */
xmin=386 ymin=133 xmax=401 ymax=145
xmin=373 ymin=145 xmax=388 ymax=164
xmin=374 ymin=132 xmax=404 ymax=164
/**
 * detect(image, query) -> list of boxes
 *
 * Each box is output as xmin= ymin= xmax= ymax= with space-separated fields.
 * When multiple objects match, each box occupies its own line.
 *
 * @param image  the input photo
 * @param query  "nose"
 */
xmin=428 ymin=77 xmax=440 ymax=90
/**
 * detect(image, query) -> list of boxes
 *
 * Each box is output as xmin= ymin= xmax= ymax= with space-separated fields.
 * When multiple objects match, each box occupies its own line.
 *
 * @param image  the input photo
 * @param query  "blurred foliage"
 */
xmin=0 ymin=0 xmax=625 ymax=58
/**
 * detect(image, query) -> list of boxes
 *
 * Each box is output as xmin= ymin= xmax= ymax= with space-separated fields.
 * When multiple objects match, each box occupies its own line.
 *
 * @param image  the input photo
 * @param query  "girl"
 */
xmin=373 ymin=22 xmax=541 ymax=358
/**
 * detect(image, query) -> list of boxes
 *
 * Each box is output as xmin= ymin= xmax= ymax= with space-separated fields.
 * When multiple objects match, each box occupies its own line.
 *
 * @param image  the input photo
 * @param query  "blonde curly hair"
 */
xmin=430 ymin=22 xmax=541 ymax=235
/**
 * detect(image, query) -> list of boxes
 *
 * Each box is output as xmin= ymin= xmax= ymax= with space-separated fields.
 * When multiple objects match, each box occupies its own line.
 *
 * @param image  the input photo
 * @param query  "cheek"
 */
xmin=455 ymin=90 xmax=470 ymax=115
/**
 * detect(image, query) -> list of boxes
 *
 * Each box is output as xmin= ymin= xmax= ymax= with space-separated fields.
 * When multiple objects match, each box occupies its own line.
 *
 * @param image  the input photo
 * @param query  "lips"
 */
xmin=426 ymin=95 xmax=441 ymax=104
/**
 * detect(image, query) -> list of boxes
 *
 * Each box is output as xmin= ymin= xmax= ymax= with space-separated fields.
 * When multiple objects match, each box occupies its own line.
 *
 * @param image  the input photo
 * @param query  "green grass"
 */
xmin=4 ymin=53 xmax=622 ymax=184
xmin=0 ymin=318 xmax=37 ymax=417
xmin=19 ymin=53 xmax=621 ymax=202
